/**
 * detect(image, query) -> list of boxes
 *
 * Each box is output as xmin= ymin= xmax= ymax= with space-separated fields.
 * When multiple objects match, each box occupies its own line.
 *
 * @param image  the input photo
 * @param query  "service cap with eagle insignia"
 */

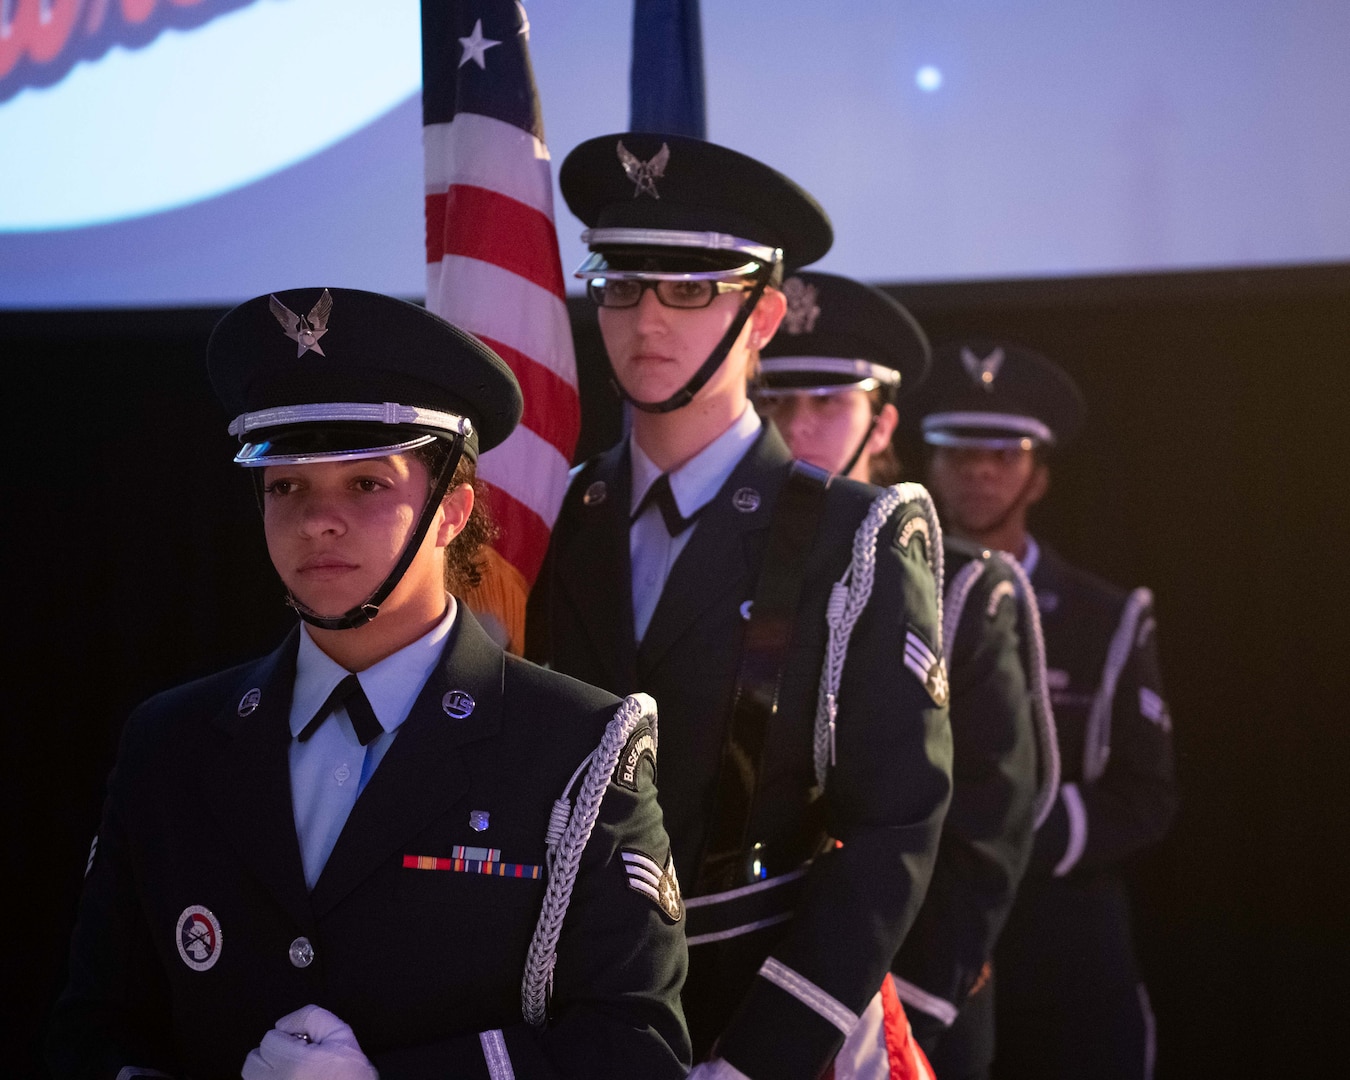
xmin=560 ymin=131 xmax=833 ymax=277
xmin=561 ymin=132 xmax=833 ymax=417
xmin=909 ymin=339 xmax=1086 ymax=451
xmin=208 ymin=287 xmax=523 ymax=466
xmin=756 ymin=270 xmax=930 ymax=403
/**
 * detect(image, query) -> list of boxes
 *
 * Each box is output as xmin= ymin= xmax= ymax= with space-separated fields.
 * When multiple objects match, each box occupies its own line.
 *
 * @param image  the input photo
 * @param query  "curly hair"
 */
xmin=411 ymin=440 xmax=498 ymax=596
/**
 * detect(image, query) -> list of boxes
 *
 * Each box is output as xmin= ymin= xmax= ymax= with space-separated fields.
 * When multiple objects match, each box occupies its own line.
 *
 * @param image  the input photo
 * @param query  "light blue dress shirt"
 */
xmin=287 ymin=598 xmax=458 ymax=890
xmin=1020 ymin=534 xmax=1041 ymax=575
xmin=629 ymin=404 xmax=762 ymax=643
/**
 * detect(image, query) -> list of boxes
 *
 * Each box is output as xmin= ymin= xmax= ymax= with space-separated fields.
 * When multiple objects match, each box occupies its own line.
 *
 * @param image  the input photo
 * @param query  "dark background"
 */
xmin=7 ymin=262 xmax=1349 ymax=1077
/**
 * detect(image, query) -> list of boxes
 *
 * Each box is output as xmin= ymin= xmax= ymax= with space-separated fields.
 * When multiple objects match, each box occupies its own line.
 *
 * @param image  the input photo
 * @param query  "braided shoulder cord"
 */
xmin=1083 ymin=588 xmax=1153 ymax=783
xmin=942 ymin=560 xmax=986 ymax=663
xmin=993 ymin=552 xmax=1062 ymax=828
xmin=812 ymin=483 xmax=945 ymax=790
xmin=520 ymin=693 xmax=659 ymax=1026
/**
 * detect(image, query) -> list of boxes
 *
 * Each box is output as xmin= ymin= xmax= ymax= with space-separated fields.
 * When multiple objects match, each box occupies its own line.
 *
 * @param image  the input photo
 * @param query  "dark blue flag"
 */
xmin=629 ymin=0 xmax=706 ymax=138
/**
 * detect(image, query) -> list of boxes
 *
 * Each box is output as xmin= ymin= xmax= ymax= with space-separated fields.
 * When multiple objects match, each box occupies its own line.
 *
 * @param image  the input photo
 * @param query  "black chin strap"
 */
xmin=284 ymin=435 xmax=466 ymax=632
xmin=841 ymin=414 xmax=880 ymax=478
xmin=612 ymin=267 xmax=774 ymax=414
xmin=841 ymin=388 xmax=897 ymax=478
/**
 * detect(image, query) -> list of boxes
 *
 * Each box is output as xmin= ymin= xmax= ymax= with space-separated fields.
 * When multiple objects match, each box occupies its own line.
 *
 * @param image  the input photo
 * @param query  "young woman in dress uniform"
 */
xmin=914 ymin=341 xmax=1177 ymax=1080
xmin=526 ymin=135 xmax=953 ymax=1080
xmin=754 ymin=271 xmax=1057 ymax=1080
xmin=47 ymin=288 xmax=690 ymax=1080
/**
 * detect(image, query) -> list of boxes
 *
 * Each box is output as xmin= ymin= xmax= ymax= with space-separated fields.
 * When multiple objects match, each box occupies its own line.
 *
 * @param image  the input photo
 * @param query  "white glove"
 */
xmin=687 ymin=1059 xmax=752 ymax=1080
xmin=241 ymin=1005 xmax=378 ymax=1080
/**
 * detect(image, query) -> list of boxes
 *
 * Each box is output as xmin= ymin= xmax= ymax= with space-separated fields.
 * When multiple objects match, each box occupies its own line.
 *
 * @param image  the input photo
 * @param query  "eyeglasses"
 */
xmin=587 ymin=277 xmax=754 ymax=310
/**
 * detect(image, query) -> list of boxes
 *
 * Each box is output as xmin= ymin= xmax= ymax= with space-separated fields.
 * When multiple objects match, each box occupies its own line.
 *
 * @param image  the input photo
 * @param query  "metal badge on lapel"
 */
xmin=175 ymin=905 xmax=223 ymax=972
xmin=469 ymin=810 xmax=490 ymax=832
xmin=732 ymin=487 xmax=761 ymax=513
xmin=617 ymin=139 xmax=670 ymax=198
xmin=269 ymin=289 xmax=332 ymax=358
xmin=442 ymin=690 xmax=476 ymax=719
xmin=237 ymin=688 xmax=261 ymax=716
xmin=583 ymin=480 xmax=607 ymax=506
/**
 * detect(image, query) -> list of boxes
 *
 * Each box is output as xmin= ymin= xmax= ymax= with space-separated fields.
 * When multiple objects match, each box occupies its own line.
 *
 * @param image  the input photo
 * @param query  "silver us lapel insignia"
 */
xmin=622 ymin=849 xmax=682 ymax=922
xmin=961 ymin=346 xmax=1005 ymax=391
xmin=442 ymin=690 xmax=476 ymax=719
xmin=617 ymin=140 xmax=670 ymax=199
xmin=269 ymin=289 xmax=332 ymax=358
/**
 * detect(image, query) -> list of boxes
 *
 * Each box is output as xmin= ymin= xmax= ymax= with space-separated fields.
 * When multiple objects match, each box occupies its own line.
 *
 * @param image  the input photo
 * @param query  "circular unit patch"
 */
xmin=176 ymin=905 xmax=223 ymax=972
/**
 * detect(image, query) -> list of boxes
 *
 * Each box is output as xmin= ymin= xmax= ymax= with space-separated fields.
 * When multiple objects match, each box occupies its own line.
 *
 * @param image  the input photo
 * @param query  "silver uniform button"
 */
xmin=289 ymin=937 xmax=315 ymax=968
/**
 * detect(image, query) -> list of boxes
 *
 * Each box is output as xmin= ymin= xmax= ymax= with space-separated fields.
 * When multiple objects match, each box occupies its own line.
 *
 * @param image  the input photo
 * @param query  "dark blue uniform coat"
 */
xmin=894 ymin=542 xmax=1040 ymax=1078
xmin=49 ymin=611 xmax=690 ymax=1080
xmin=527 ymin=424 xmax=952 ymax=1080
xmin=994 ymin=544 xmax=1177 ymax=1080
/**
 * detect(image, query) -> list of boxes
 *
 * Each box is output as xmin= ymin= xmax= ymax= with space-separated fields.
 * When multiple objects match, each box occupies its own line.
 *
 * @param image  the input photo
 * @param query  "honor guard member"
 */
xmin=526 ymin=135 xmax=952 ymax=1080
xmin=914 ymin=341 xmax=1177 ymax=1080
xmin=755 ymin=272 xmax=1057 ymax=1080
xmin=47 ymin=289 xmax=691 ymax=1080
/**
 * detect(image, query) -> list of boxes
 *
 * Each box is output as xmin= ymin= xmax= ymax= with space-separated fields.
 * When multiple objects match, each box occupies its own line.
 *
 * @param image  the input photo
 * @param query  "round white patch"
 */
xmin=175 ymin=905 xmax=223 ymax=972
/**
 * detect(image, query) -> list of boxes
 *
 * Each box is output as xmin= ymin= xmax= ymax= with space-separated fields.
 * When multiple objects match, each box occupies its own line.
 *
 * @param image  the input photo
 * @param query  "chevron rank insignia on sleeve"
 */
xmin=905 ymin=629 xmax=949 ymax=707
xmin=622 ymin=849 xmax=682 ymax=922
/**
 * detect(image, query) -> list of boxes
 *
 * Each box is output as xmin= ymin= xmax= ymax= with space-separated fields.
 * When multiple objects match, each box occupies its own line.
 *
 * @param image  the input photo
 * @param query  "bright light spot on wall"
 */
xmin=916 ymin=65 xmax=943 ymax=92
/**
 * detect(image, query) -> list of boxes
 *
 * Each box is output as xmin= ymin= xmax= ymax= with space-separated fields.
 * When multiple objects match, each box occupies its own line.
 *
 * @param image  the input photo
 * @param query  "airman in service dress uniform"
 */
xmin=914 ymin=342 xmax=1177 ymax=1080
xmin=525 ymin=136 xmax=953 ymax=1080
xmin=47 ymin=289 xmax=690 ymax=1080
xmin=755 ymin=272 xmax=1057 ymax=1080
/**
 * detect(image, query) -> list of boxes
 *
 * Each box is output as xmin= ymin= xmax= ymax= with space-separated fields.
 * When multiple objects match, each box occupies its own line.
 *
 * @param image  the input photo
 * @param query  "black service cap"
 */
xmin=758 ymin=271 xmax=930 ymax=397
xmin=910 ymin=340 xmax=1085 ymax=450
xmin=560 ymin=132 xmax=833 ymax=274
xmin=208 ymin=288 xmax=522 ymax=465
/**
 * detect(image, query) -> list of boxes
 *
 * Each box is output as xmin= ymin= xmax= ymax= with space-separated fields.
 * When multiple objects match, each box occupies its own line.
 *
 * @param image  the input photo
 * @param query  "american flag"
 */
xmin=422 ymin=0 xmax=579 ymax=652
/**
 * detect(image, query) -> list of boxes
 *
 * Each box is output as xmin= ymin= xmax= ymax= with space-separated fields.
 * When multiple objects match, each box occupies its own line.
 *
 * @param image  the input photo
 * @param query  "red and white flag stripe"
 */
xmin=424 ymin=114 xmax=579 ymax=590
